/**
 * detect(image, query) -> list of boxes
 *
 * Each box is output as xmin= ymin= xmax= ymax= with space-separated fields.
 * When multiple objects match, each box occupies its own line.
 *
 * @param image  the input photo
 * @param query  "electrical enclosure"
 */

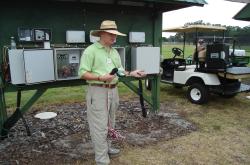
xmin=8 ymin=49 xmax=26 ymax=84
xmin=9 ymin=49 xmax=55 ymax=84
xmin=66 ymin=31 xmax=85 ymax=43
xmin=131 ymin=47 xmax=160 ymax=74
xmin=23 ymin=49 xmax=55 ymax=84
xmin=54 ymin=48 xmax=84 ymax=80
xmin=89 ymin=31 xmax=100 ymax=43
xmin=114 ymin=47 xmax=126 ymax=69
xmin=34 ymin=29 xmax=51 ymax=42
xmin=18 ymin=28 xmax=34 ymax=42
xmin=129 ymin=32 xmax=145 ymax=43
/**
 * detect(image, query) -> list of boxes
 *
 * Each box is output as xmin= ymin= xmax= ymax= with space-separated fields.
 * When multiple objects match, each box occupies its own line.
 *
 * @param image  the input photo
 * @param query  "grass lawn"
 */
xmin=112 ymin=85 xmax=250 ymax=165
xmin=4 ymin=44 xmax=250 ymax=164
xmin=162 ymin=43 xmax=195 ymax=58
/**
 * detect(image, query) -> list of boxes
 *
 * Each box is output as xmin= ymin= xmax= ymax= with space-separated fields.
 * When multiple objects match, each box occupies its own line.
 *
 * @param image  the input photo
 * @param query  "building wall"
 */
xmin=0 ymin=2 xmax=163 ymax=71
xmin=0 ymin=2 xmax=162 ymax=63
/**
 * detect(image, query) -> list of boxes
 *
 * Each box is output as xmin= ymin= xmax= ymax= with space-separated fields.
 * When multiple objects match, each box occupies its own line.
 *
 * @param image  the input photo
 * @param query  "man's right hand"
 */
xmin=99 ymin=74 xmax=116 ymax=82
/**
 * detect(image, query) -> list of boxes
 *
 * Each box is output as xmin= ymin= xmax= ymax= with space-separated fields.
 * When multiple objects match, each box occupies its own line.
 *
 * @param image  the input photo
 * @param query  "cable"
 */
xmin=138 ymin=79 xmax=147 ymax=118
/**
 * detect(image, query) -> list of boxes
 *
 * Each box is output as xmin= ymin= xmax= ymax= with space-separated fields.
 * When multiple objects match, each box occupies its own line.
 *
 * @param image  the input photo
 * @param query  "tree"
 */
xmin=165 ymin=21 xmax=250 ymax=45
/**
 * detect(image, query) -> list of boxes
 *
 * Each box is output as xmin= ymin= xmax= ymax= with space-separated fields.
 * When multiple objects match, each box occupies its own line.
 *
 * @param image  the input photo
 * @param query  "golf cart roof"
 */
xmin=163 ymin=25 xmax=226 ymax=33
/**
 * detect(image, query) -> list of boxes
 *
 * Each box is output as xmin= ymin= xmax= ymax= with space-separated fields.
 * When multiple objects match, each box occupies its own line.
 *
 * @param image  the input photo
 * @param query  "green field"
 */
xmin=4 ymin=44 xmax=250 ymax=164
xmin=163 ymin=43 xmax=250 ymax=58
xmin=241 ymin=45 xmax=250 ymax=56
xmin=162 ymin=43 xmax=195 ymax=58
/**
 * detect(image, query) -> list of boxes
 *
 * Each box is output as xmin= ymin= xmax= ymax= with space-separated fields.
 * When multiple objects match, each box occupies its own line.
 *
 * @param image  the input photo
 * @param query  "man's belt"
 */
xmin=89 ymin=83 xmax=117 ymax=89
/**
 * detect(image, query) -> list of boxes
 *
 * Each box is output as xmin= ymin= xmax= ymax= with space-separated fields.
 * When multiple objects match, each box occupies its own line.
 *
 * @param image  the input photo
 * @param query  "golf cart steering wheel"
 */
xmin=171 ymin=47 xmax=186 ymax=70
xmin=172 ymin=47 xmax=183 ymax=58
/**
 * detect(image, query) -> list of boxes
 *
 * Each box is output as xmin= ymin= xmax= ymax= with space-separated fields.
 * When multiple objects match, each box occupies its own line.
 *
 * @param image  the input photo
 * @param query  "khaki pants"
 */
xmin=86 ymin=86 xmax=119 ymax=165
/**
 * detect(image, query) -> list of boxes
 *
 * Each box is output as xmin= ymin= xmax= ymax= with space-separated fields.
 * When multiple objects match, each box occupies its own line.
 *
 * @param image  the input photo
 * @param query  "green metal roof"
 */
xmin=125 ymin=0 xmax=207 ymax=11
xmin=46 ymin=0 xmax=207 ymax=11
xmin=144 ymin=0 xmax=207 ymax=5
xmin=172 ymin=0 xmax=207 ymax=5
xmin=233 ymin=4 xmax=250 ymax=21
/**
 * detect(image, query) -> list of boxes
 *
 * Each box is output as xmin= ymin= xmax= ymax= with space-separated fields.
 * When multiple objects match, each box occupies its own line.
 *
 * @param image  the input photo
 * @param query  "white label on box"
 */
xmin=221 ymin=51 xmax=225 ymax=59
xmin=69 ymin=54 xmax=79 ymax=63
xmin=211 ymin=53 xmax=219 ymax=58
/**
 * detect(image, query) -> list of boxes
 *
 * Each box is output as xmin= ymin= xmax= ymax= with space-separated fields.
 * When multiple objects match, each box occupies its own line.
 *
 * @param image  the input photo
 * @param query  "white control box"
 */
xmin=54 ymin=48 xmax=84 ymax=80
xmin=89 ymin=30 xmax=100 ymax=43
xmin=129 ymin=32 xmax=145 ymax=43
xmin=131 ymin=47 xmax=160 ymax=74
xmin=8 ymin=49 xmax=26 ymax=84
xmin=23 ymin=49 xmax=55 ymax=84
xmin=8 ymin=49 xmax=55 ymax=84
xmin=114 ymin=47 xmax=126 ymax=69
xmin=66 ymin=30 xmax=85 ymax=43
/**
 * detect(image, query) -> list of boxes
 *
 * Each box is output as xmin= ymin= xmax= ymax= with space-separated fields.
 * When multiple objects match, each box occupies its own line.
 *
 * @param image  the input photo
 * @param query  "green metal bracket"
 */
xmin=119 ymin=75 xmax=160 ymax=113
xmin=0 ymin=79 xmax=87 ymax=137
xmin=20 ymin=88 xmax=47 ymax=114
xmin=122 ymin=80 xmax=152 ymax=105
xmin=1 ymin=88 xmax=47 ymax=137
xmin=150 ymin=75 xmax=160 ymax=112
xmin=0 ymin=76 xmax=160 ymax=137
xmin=0 ymin=79 xmax=7 ymax=133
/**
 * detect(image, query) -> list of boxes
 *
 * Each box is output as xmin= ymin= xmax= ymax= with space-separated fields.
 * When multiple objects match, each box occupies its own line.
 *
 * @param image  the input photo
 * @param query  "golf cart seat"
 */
xmin=161 ymin=58 xmax=186 ymax=70
xmin=206 ymin=58 xmax=227 ymax=72
xmin=161 ymin=58 xmax=186 ymax=78
xmin=161 ymin=47 xmax=186 ymax=78
xmin=204 ymin=43 xmax=230 ymax=72
xmin=163 ymin=47 xmax=186 ymax=70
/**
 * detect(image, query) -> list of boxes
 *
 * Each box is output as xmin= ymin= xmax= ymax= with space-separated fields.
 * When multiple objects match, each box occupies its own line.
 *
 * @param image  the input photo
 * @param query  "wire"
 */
xmin=2 ymin=46 xmax=10 ymax=83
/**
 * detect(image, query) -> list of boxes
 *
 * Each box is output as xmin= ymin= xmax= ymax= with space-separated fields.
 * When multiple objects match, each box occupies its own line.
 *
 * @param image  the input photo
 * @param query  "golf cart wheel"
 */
xmin=145 ymin=79 xmax=152 ymax=90
xmin=187 ymin=83 xmax=208 ymax=104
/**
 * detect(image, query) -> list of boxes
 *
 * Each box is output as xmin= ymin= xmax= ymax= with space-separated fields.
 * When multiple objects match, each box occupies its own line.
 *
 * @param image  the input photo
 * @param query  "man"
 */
xmin=193 ymin=39 xmax=206 ymax=68
xmin=78 ymin=20 xmax=146 ymax=165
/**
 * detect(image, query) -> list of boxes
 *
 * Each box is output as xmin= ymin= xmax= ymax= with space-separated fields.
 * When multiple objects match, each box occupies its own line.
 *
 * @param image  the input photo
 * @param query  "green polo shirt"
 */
xmin=78 ymin=42 xmax=124 ymax=84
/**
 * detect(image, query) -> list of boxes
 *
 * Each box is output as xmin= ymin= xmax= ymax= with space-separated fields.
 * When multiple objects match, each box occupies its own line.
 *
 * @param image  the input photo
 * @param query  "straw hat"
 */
xmin=91 ymin=20 xmax=126 ymax=37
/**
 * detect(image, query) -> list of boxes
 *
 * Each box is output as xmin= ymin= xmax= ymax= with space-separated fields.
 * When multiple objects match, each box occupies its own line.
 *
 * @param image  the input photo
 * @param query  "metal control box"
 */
xmin=114 ymin=47 xmax=126 ymax=69
xmin=129 ymin=32 xmax=145 ymax=43
xmin=8 ymin=49 xmax=55 ymax=84
xmin=89 ymin=31 xmax=100 ymax=43
xmin=23 ymin=49 xmax=55 ymax=84
xmin=54 ymin=48 xmax=84 ymax=80
xmin=8 ymin=49 xmax=26 ymax=84
xmin=131 ymin=47 xmax=160 ymax=74
xmin=66 ymin=30 xmax=85 ymax=43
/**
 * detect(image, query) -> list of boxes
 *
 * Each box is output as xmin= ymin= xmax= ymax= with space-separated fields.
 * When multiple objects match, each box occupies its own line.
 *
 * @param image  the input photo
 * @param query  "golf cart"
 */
xmin=146 ymin=25 xmax=250 ymax=104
